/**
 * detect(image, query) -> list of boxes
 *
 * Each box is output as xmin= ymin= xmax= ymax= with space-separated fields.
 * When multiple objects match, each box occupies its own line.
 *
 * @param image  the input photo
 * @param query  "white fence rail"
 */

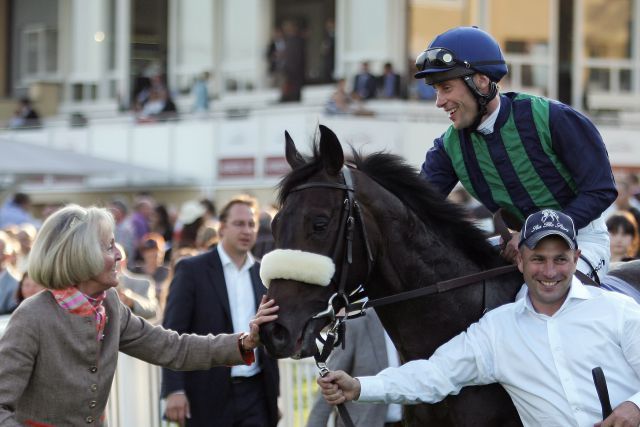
xmin=0 ymin=315 xmax=324 ymax=427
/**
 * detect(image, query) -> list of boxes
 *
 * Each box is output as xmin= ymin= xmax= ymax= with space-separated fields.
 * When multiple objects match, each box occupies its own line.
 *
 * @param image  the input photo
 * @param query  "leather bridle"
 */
xmin=287 ymin=165 xmax=374 ymax=427
xmin=287 ymin=165 xmax=374 ymax=329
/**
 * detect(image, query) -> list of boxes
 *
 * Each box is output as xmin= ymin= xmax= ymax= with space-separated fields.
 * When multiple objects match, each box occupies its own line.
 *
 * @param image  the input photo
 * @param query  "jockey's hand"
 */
xmin=164 ymin=392 xmax=190 ymax=426
xmin=244 ymin=296 xmax=279 ymax=350
xmin=318 ymin=370 xmax=361 ymax=405
xmin=594 ymin=401 xmax=640 ymax=427
xmin=500 ymin=231 xmax=520 ymax=264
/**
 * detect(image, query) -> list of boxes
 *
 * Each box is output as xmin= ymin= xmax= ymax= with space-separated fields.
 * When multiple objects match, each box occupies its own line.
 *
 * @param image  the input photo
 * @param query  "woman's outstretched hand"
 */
xmin=244 ymin=296 xmax=279 ymax=350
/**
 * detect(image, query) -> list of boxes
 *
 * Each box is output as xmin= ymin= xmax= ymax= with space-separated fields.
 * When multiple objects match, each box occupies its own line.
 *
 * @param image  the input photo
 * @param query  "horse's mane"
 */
xmin=278 ymin=143 xmax=503 ymax=269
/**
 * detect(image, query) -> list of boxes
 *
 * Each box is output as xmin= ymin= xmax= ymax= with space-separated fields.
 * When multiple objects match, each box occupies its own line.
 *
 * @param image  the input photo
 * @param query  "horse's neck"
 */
xmin=369 ymin=204 xmax=484 ymax=296
xmin=366 ymin=204 xmax=519 ymax=359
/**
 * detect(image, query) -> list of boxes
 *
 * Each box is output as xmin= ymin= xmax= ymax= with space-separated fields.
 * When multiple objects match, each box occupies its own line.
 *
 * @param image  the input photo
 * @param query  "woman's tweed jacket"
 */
xmin=0 ymin=287 xmax=245 ymax=426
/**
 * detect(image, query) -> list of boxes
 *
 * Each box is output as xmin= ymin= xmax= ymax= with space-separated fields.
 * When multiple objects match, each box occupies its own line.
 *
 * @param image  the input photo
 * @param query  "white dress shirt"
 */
xmin=217 ymin=245 xmax=260 ymax=377
xmin=358 ymin=278 xmax=640 ymax=427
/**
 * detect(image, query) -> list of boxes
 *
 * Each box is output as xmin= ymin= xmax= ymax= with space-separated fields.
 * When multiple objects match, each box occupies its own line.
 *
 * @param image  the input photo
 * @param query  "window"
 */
xmin=21 ymin=25 xmax=58 ymax=79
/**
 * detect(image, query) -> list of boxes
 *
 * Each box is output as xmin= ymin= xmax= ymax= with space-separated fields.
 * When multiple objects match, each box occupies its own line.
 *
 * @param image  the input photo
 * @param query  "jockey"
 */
xmin=415 ymin=26 xmax=617 ymax=280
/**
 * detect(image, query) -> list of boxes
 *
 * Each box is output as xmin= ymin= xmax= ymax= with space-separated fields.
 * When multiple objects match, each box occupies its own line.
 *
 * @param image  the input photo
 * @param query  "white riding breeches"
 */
xmin=575 ymin=214 xmax=610 ymax=279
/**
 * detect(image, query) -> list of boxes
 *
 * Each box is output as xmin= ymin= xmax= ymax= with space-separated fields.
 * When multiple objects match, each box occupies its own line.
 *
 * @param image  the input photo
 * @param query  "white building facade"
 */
xmin=2 ymin=0 xmax=640 ymax=206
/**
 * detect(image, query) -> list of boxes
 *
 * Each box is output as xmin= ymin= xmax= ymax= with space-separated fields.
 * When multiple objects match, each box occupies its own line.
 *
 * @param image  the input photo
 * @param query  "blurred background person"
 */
xmin=130 ymin=195 xmax=156 ymax=263
xmin=151 ymin=203 xmax=174 ymax=262
xmin=320 ymin=19 xmax=335 ymax=83
xmin=0 ymin=193 xmax=40 ymax=229
xmin=192 ymin=71 xmax=211 ymax=114
xmin=137 ymin=86 xmax=178 ymax=123
xmin=8 ymin=97 xmax=41 ymax=129
xmin=158 ymin=246 xmax=200 ymax=311
xmin=325 ymin=78 xmax=353 ymax=115
xmin=377 ymin=62 xmax=403 ymax=99
xmin=131 ymin=232 xmax=170 ymax=303
xmin=116 ymin=243 xmax=159 ymax=321
xmin=195 ymin=220 xmax=220 ymax=252
xmin=14 ymin=271 xmax=45 ymax=306
xmin=252 ymin=209 xmax=276 ymax=260
xmin=174 ymin=200 xmax=206 ymax=250
xmin=200 ymin=198 xmax=217 ymax=222
xmin=109 ymin=199 xmax=136 ymax=265
xmin=603 ymin=175 xmax=640 ymax=225
xmin=266 ymin=27 xmax=285 ymax=89
xmin=280 ymin=20 xmax=306 ymax=103
xmin=606 ymin=211 xmax=640 ymax=263
xmin=0 ymin=231 xmax=19 ymax=315
xmin=14 ymin=224 xmax=36 ymax=275
xmin=351 ymin=61 xmax=377 ymax=101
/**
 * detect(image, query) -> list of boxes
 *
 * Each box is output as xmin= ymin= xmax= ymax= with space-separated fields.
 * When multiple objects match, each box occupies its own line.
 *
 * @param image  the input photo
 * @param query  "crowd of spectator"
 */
xmin=324 ymin=59 xmax=433 ymax=116
xmin=0 ymin=177 xmax=637 ymax=425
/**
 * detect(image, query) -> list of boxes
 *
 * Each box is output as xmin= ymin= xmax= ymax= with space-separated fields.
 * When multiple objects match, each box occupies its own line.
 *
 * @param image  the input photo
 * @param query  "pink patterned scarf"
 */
xmin=50 ymin=288 xmax=107 ymax=341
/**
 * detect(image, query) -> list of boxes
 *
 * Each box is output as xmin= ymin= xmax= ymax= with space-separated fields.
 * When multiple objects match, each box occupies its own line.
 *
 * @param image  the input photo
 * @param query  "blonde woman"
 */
xmin=0 ymin=204 xmax=277 ymax=426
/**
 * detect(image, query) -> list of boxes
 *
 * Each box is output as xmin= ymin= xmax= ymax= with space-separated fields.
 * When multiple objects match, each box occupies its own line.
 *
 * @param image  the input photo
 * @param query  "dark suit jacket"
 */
xmin=161 ymin=247 xmax=279 ymax=426
xmin=377 ymin=73 xmax=403 ymax=99
xmin=352 ymin=72 xmax=377 ymax=100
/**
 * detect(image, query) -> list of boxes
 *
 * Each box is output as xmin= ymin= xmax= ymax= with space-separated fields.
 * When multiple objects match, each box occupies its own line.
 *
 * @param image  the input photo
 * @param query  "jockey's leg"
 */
xmin=575 ymin=214 xmax=610 ymax=280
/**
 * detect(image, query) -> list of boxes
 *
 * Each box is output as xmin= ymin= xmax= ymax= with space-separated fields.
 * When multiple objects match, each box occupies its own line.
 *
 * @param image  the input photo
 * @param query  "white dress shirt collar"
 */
xmin=217 ymin=243 xmax=255 ymax=272
xmin=518 ymin=276 xmax=592 ymax=316
xmin=476 ymin=97 xmax=501 ymax=135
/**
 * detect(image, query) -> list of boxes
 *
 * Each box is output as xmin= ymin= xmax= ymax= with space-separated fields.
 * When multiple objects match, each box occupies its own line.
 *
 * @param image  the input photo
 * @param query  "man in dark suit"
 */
xmin=162 ymin=195 xmax=279 ymax=427
xmin=377 ymin=62 xmax=403 ymax=99
xmin=352 ymin=61 xmax=377 ymax=100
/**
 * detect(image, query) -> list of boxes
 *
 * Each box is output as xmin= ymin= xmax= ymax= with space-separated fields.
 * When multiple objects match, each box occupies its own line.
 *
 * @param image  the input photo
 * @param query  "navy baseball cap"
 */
xmin=519 ymin=209 xmax=578 ymax=250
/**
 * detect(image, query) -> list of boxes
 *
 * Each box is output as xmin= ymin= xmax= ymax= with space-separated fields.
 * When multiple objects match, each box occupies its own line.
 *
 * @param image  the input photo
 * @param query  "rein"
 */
xmin=347 ymin=264 xmax=518 ymax=313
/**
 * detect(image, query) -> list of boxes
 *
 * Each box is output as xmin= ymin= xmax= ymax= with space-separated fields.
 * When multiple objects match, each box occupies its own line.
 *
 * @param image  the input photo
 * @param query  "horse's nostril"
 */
xmin=269 ymin=322 xmax=290 ymax=346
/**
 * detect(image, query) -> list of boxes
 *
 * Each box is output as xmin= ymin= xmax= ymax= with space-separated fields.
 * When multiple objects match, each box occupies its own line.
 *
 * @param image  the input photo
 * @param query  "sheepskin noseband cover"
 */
xmin=259 ymin=249 xmax=336 ymax=288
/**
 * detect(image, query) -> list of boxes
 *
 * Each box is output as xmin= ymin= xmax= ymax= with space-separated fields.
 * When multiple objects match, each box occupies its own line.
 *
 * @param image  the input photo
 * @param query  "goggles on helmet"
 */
xmin=415 ymin=48 xmax=467 ymax=71
xmin=415 ymin=47 xmax=506 ymax=73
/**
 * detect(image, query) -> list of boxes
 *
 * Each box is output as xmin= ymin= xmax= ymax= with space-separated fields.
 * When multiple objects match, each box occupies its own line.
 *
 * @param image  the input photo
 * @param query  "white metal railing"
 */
xmin=0 ymin=316 xmax=324 ymax=427
xmin=107 ymin=355 xmax=322 ymax=427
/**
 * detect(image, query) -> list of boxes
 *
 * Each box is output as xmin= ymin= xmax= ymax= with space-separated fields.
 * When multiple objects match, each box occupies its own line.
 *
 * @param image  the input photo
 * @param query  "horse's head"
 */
xmin=259 ymin=125 xmax=374 ymax=359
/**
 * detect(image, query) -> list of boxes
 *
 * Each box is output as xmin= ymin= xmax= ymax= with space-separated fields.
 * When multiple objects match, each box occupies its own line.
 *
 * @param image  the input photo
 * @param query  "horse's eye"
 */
xmin=312 ymin=218 xmax=329 ymax=232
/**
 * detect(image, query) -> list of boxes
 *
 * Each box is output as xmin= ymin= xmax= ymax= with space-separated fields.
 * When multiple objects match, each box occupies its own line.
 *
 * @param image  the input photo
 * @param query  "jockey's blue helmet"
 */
xmin=414 ymin=26 xmax=508 ymax=85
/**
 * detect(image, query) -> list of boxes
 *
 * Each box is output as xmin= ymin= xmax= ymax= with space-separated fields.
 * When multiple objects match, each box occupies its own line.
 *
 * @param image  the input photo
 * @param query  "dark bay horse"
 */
xmin=259 ymin=125 xmax=525 ymax=426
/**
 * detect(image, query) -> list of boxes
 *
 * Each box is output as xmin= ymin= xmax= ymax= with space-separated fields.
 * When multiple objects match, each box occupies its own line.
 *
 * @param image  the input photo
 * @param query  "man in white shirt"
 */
xmin=318 ymin=209 xmax=640 ymax=427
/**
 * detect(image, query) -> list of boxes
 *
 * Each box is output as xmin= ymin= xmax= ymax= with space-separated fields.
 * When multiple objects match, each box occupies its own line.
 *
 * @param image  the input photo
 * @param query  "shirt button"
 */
xmin=90 ymin=384 xmax=98 ymax=392
xmin=89 ymin=366 xmax=98 ymax=373
xmin=85 ymin=416 xmax=94 ymax=423
xmin=89 ymin=400 xmax=97 ymax=408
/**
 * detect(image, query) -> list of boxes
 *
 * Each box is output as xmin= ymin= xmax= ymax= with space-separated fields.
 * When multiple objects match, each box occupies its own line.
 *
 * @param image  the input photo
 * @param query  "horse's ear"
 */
xmin=285 ymin=131 xmax=305 ymax=170
xmin=318 ymin=125 xmax=344 ymax=176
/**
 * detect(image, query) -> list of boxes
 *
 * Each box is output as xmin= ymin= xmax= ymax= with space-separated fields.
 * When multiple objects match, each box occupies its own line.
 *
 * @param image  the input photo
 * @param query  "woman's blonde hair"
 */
xmin=29 ymin=204 xmax=115 ymax=290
